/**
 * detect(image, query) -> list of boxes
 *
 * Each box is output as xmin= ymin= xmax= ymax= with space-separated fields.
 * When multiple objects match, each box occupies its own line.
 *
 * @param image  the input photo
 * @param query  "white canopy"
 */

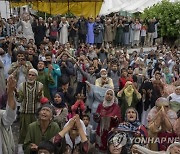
xmin=99 ymin=0 xmax=175 ymax=15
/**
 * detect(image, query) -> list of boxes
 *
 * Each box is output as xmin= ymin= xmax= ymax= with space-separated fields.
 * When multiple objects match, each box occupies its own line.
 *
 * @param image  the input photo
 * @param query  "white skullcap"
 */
xmin=100 ymin=68 xmax=107 ymax=73
xmin=29 ymin=68 xmax=38 ymax=76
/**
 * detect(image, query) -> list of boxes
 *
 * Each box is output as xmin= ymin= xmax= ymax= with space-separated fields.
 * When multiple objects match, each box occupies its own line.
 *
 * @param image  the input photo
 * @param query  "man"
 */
xmin=26 ymin=46 xmax=39 ymax=69
xmin=95 ymin=68 xmax=114 ymax=89
xmin=58 ymin=52 xmax=74 ymax=86
xmin=24 ymin=104 xmax=60 ymax=154
xmin=16 ymin=68 xmax=44 ymax=152
xmin=0 ymin=75 xmax=17 ymax=153
xmin=37 ymin=61 xmax=55 ymax=100
xmin=108 ymin=62 xmax=121 ymax=94
xmin=45 ymin=52 xmax=61 ymax=99
xmin=94 ymin=17 xmax=104 ymax=49
xmin=8 ymin=50 xmax=33 ymax=88
xmin=147 ymin=18 xmax=158 ymax=46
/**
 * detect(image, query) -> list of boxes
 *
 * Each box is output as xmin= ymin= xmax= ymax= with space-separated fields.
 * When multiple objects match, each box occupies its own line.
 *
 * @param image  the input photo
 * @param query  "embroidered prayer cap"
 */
xmin=29 ymin=68 xmax=38 ymax=76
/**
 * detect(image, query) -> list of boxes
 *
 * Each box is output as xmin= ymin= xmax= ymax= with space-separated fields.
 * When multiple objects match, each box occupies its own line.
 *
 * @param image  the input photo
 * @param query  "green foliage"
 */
xmin=141 ymin=0 xmax=180 ymax=38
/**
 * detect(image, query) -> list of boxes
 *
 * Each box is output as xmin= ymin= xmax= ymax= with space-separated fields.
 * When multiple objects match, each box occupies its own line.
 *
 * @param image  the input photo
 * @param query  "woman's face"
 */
xmin=126 ymin=108 xmax=137 ymax=122
xmin=109 ymin=144 xmax=122 ymax=154
xmin=105 ymin=90 xmax=113 ymax=102
xmin=54 ymin=94 xmax=62 ymax=104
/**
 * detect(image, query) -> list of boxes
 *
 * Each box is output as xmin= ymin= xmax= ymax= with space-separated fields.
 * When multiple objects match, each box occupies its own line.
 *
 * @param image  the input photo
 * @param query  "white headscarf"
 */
xmin=103 ymin=89 xmax=115 ymax=107
xmin=63 ymin=119 xmax=87 ymax=149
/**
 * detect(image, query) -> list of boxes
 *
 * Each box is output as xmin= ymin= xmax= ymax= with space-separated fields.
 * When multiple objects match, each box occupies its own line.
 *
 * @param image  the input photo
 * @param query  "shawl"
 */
xmin=118 ymin=107 xmax=141 ymax=133
xmin=124 ymin=85 xmax=134 ymax=106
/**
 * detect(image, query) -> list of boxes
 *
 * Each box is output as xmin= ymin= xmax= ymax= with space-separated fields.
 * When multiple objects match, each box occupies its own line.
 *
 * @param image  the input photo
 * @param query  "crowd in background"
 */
xmin=0 ymin=11 xmax=180 ymax=154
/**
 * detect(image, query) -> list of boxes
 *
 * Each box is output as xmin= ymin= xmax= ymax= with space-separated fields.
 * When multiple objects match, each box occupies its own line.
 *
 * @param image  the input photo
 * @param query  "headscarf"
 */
xmin=63 ymin=118 xmax=87 ymax=149
xmin=53 ymin=92 xmax=66 ymax=108
xmin=102 ymin=89 xmax=115 ymax=107
xmin=140 ymin=80 xmax=155 ymax=110
xmin=124 ymin=82 xmax=134 ymax=106
xmin=118 ymin=107 xmax=141 ymax=132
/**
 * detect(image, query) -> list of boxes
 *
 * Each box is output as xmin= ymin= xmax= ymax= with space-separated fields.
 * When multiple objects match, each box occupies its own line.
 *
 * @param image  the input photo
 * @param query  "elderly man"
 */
xmin=0 ymin=75 xmax=17 ymax=153
xmin=95 ymin=68 xmax=114 ymax=89
xmin=24 ymin=104 xmax=60 ymax=154
xmin=16 ymin=68 xmax=44 ymax=153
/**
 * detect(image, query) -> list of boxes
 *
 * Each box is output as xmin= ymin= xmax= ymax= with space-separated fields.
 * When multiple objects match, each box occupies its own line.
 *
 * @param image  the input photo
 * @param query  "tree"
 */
xmin=141 ymin=0 xmax=180 ymax=39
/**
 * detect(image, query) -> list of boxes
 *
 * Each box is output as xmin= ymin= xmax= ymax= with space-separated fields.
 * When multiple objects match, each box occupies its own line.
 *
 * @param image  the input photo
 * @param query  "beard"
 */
xmin=27 ymin=79 xmax=35 ymax=84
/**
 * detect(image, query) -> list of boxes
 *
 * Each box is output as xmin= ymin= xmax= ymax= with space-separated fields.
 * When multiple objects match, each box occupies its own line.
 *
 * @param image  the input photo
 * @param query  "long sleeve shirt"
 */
xmin=0 ymin=105 xmax=17 ymax=154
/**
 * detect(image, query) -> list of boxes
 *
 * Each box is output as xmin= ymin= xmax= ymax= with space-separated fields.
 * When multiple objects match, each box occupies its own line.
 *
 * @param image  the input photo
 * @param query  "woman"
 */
xmin=117 ymin=107 xmax=148 ymax=154
xmin=168 ymin=86 xmax=180 ymax=112
xmin=138 ymin=80 xmax=156 ymax=126
xmin=147 ymin=97 xmax=177 ymax=151
xmin=52 ymin=114 xmax=89 ymax=154
xmin=94 ymin=89 xmax=121 ymax=153
xmin=117 ymin=81 xmax=141 ymax=119
xmin=53 ymin=92 xmax=68 ymax=130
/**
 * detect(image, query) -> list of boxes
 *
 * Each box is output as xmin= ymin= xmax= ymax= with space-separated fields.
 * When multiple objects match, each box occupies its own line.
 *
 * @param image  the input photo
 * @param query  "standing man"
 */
xmin=16 ymin=69 xmax=44 ymax=153
xmin=45 ymin=52 xmax=61 ymax=99
xmin=37 ymin=60 xmax=55 ymax=100
xmin=94 ymin=17 xmax=104 ymax=49
xmin=0 ymin=75 xmax=17 ymax=153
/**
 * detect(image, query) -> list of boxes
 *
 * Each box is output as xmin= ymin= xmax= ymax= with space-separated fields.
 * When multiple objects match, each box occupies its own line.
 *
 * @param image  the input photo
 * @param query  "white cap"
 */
xmin=29 ymin=68 xmax=38 ymax=76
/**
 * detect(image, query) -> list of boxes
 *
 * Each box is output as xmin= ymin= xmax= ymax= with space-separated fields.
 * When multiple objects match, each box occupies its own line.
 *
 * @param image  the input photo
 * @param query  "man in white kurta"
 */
xmin=20 ymin=13 xmax=34 ymax=41
xmin=133 ymin=19 xmax=141 ymax=47
xmin=59 ymin=17 xmax=69 ymax=44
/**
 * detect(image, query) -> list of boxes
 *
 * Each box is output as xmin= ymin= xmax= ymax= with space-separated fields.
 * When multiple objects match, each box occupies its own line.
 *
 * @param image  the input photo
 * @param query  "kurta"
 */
xmin=59 ymin=22 xmax=69 ymax=44
xmin=0 ymin=60 xmax=6 ymax=108
xmin=94 ymin=23 xmax=104 ymax=44
xmin=104 ymin=24 xmax=113 ymax=43
xmin=0 ymin=105 xmax=16 ymax=154
xmin=115 ymin=25 xmax=124 ymax=45
xmin=24 ymin=121 xmax=60 ymax=154
xmin=21 ymin=20 xmax=34 ymax=41
xmin=17 ymin=81 xmax=44 ymax=144
xmin=37 ymin=71 xmax=55 ymax=100
xmin=86 ymin=22 xmax=95 ymax=44
xmin=94 ymin=103 xmax=121 ymax=152
xmin=34 ymin=24 xmax=46 ymax=46
xmin=133 ymin=23 xmax=141 ymax=41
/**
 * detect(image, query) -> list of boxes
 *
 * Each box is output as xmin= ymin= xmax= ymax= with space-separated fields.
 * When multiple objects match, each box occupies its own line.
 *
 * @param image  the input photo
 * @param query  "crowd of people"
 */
xmin=0 ymin=11 xmax=180 ymax=154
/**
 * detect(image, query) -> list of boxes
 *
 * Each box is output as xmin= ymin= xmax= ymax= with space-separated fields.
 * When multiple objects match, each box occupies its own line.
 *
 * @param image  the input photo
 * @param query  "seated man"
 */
xmin=23 ymin=104 xmax=60 ymax=154
xmin=37 ymin=141 xmax=56 ymax=154
xmin=0 ymin=75 xmax=17 ymax=153
xmin=95 ymin=68 xmax=114 ymax=89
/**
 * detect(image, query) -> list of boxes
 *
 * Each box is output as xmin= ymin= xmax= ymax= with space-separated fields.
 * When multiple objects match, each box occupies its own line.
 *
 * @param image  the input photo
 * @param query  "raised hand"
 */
xmin=7 ymin=75 xmax=17 ymax=93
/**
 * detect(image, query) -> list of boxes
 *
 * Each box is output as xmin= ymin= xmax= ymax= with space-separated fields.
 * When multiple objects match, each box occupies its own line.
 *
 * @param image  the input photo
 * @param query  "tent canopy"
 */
xmin=10 ymin=0 xmax=103 ymax=18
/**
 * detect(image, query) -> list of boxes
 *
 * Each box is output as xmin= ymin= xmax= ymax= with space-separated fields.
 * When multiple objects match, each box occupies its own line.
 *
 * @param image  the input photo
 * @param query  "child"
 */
xmin=82 ymin=114 xmax=95 ymax=144
xmin=37 ymin=141 xmax=55 ymax=154
xmin=71 ymin=92 xmax=86 ymax=118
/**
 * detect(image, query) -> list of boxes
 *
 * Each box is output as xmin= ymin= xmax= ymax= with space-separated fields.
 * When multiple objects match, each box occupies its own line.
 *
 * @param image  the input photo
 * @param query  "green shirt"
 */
xmin=37 ymin=71 xmax=55 ymax=100
xmin=23 ymin=120 xmax=60 ymax=154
